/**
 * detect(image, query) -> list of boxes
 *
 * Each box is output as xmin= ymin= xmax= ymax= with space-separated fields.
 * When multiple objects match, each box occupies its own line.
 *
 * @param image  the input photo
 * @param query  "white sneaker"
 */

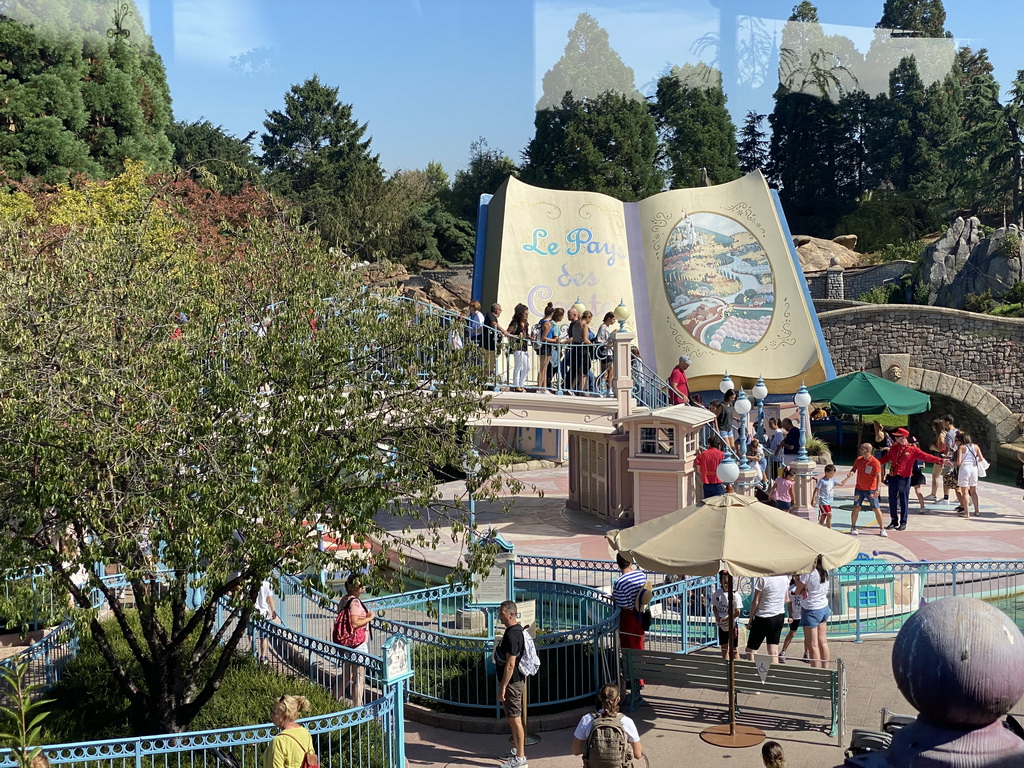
xmin=499 ymin=757 xmax=528 ymax=768
xmin=879 ymin=529 xmax=888 ymax=537
xmin=924 ymin=494 xmax=937 ymax=501
xmin=850 ymin=528 xmax=859 ymax=535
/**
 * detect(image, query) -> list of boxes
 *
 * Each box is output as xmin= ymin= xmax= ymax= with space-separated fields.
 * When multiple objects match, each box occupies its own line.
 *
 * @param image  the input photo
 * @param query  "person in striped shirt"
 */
xmin=613 ymin=553 xmax=648 ymax=650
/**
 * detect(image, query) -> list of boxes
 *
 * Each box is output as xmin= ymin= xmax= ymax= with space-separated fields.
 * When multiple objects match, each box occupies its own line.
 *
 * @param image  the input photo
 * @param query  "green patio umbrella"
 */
xmin=806 ymin=370 xmax=931 ymax=415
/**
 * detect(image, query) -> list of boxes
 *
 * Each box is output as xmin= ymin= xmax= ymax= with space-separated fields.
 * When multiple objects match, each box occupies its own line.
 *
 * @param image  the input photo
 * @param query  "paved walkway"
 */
xmin=381 ymin=465 xmax=1024 ymax=767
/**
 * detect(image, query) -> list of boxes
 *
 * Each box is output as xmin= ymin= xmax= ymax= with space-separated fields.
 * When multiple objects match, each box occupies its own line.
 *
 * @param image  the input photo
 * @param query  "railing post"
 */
xmin=300 ymin=589 xmax=307 ymax=636
xmin=135 ymin=738 xmax=143 ymax=768
xmin=951 ymin=562 xmax=958 ymax=597
xmin=612 ymin=330 xmax=635 ymax=418
xmin=854 ymin=569 xmax=862 ymax=643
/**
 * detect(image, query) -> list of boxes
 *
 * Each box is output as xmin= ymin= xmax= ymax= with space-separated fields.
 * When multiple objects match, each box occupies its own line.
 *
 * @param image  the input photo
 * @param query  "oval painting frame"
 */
xmin=662 ymin=212 xmax=775 ymax=353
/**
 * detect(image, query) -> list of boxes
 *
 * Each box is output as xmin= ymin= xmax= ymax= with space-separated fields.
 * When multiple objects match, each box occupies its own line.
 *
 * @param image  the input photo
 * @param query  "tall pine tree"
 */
xmin=651 ymin=64 xmax=740 ymax=188
xmin=521 ymin=92 xmax=662 ymax=201
xmin=737 ymin=111 xmax=769 ymax=175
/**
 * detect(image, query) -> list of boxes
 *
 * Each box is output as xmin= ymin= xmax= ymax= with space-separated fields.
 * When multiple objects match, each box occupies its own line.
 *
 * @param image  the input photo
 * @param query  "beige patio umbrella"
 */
xmin=607 ymin=492 xmax=860 ymax=748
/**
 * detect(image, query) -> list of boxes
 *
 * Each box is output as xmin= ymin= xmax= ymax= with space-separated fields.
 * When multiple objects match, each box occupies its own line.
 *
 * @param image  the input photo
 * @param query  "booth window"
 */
xmin=639 ymin=426 xmax=676 ymax=456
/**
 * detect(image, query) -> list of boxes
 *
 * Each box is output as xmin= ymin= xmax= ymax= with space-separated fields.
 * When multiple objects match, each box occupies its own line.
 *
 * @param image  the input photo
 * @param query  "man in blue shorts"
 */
xmin=839 ymin=443 xmax=886 ymax=537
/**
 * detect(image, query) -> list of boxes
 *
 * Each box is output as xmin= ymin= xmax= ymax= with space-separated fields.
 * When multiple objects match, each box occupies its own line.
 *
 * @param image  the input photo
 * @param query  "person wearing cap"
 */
xmin=668 ymin=355 xmax=691 ymax=405
xmin=879 ymin=428 xmax=943 ymax=531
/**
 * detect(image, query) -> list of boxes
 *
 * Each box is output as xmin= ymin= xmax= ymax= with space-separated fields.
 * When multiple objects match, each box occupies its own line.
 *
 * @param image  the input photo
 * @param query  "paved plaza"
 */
xmin=384 ymin=464 xmax=1024 ymax=767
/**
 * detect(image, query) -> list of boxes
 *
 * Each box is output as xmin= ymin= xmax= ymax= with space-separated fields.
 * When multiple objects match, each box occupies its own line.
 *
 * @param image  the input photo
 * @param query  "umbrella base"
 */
xmin=699 ymin=723 xmax=765 ymax=748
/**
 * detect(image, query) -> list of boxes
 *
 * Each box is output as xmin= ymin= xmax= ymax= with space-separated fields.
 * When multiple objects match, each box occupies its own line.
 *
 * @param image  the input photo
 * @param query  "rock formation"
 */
xmin=927 ymin=220 xmax=1024 ymax=307
xmin=793 ymin=235 xmax=862 ymax=271
xmin=920 ymin=217 xmax=983 ymax=304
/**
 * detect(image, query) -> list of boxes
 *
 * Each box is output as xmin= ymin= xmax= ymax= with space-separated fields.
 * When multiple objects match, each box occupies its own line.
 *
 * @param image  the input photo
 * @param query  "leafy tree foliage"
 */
xmin=521 ymin=92 xmax=662 ymax=201
xmin=877 ymin=0 xmax=950 ymax=38
xmin=1000 ymin=71 xmax=1024 ymax=226
xmin=651 ymin=65 xmax=740 ymax=188
xmin=0 ymin=163 xmax=499 ymax=734
xmin=737 ymin=111 xmax=770 ymax=175
xmin=537 ymin=12 xmax=640 ymax=110
xmin=0 ymin=0 xmax=172 ymax=182
xmin=445 ymin=138 xmax=519 ymax=224
xmin=260 ymin=75 xmax=386 ymax=256
xmin=166 ymin=120 xmax=259 ymax=196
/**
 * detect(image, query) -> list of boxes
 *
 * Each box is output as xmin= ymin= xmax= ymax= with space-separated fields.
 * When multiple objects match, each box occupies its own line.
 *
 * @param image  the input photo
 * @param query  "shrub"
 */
xmin=1003 ymin=280 xmax=1024 ymax=306
xmin=964 ymin=290 xmax=994 ymax=313
xmin=804 ymin=437 xmax=829 ymax=457
xmin=857 ymin=285 xmax=891 ymax=304
xmin=868 ymin=240 xmax=925 ymax=265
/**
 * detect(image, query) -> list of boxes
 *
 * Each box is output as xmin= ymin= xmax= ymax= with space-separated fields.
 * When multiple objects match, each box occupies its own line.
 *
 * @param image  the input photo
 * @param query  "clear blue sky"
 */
xmin=141 ymin=0 xmax=1021 ymax=177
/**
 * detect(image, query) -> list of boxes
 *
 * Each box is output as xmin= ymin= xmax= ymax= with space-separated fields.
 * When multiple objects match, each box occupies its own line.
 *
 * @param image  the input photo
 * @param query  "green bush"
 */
xmin=836 ymin=196 xmax=941 ymax=253
xmin=1003 ymin=280 xmax=1024 ymax=305
xmin=867 ymin=240 xmax=925 ymax=265
xmin=857 ymin=285 xmax=892 ymax=304
xmin=804 ymin=437 xmax=829 ymax=458
xmin=964 ymin=290 xmax=994 ymax=313
xmin=0 ymin=570 xmax=66 ymax=634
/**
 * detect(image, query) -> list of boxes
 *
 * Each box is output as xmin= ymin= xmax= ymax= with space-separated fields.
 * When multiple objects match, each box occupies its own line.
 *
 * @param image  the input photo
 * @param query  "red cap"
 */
xmin=892 ymin=427 xmax=910 ymax=437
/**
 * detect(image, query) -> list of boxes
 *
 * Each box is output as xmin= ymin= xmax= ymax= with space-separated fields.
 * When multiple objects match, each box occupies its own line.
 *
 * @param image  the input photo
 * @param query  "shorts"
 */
xmin=800 ymin=606 xmax=831 ymax=628
xmin=788 ymin=618 xmax=801 ymax=633
xmin=773 ymin=500 xmax=792 ymax=512
xmin=957 ymin=465 xmax=979 ymax=488
xmin=501 ymin=679 xmax=525 ymax=718
xmin=818 ymin=505 xmax=832 ymax=516
xmin=911 ymin=469 xmax=926 ymax=487
xmin=746 ymin=613 xmax=785 ymax=650
xmin=853 ymin=489 xmax=881 ymax=509
xmin=717 ymin=624 xmax=739 ymax=650
xmin=719 ymin=428 xmax=735 ymax=439
xmin=703 ymin=483 xmax=725 ymax=498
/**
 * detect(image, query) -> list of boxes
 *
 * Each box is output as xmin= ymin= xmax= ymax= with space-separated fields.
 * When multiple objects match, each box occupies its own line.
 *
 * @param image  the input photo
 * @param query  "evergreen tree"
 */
xmin=260 ymin=76 xmax=386 ymax=255
xmin=445 ymin=138 xmax=519 ymax=224
xmin=737 ymin=111 xmax=769 ymax=175
xmin=537 ymin=12 xmax=640 ymax=110
xmin=652 ymin=65 xmax=740 ymax=188
xmin=995 ymin=71 xmax=1024 ymax=227
xmin=521 ymin=92 xmax=662 ymax=201
xmin=877 ymin=0 xmax=950 ymax=38
xmin=166 ymin=120 xmax=259 ymax=195
xmin=0 ymin=0 xmax=172 ymax=182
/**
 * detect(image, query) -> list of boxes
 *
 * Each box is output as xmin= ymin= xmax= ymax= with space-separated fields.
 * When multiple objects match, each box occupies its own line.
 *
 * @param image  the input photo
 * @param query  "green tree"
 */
xmin=537 ymin=12 xmax=640 ymax=110
xmin=0 ymin=0 xmax=172 ymax=181
xmin=166 ymin=120 xmax=259 ymax=196
xmin=999 ymin=71 xmax=1024 ymax=226
xmin=0 ymin=165 xmax=500 ymax=734
xmin=737 ymin=111 xmax=769 ymax=175
xmin=445 ymin=138 xmax=519 ymax=224
xmin=651 ymin=65 xmax=740 ymax=188
xmin=877 ymin=0 xmax=950 ymax=37
xmin=521 ymin=92 xmax=663 ymax=201
xmin=260 ymin=75 xmax=386 ymax=255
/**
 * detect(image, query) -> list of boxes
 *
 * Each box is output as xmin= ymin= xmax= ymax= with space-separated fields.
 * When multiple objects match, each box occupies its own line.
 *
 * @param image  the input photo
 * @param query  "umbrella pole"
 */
xmin=700 ymin=575 xmax=765 ymax=748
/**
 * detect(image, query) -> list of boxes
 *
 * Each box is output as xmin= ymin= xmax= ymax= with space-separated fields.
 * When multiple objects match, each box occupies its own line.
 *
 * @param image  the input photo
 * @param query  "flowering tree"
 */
xmin=0 ymin=164 xmax=497 ymax=733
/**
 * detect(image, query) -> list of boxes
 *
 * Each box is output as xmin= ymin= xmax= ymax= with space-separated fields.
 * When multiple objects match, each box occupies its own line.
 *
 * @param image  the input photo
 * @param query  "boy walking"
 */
xmin=840 ymin=443 xmax=886 ymax=536
xmin=812 ymin=464 xmax=838 ymax=528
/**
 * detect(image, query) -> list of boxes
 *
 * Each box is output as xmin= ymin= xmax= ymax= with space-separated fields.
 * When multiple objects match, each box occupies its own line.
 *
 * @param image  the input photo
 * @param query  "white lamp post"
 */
xmin=794 ymin=383 xmax=813 ymax=464
xmin=613 ymin=299 xmax=630 ymax=331
xmin=717 ymin=449 xmax=741 ymax=491
xmin=752 ymin=376 xmax=769 ymax=444
xmin=734 ymin=388 xmax=752 ymax=472
xmin=719 ymin=371 xmax=734 ymax=394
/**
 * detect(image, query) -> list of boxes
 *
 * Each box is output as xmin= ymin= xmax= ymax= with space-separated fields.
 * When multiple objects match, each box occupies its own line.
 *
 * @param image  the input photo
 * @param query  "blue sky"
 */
xmin=139 ymin=0 xmax=1021 ymax=177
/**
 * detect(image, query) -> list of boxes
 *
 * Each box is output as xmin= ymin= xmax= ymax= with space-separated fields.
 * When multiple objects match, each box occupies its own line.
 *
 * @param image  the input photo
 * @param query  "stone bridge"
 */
xmin=816 ymin=304 xmax=1024 ymax=457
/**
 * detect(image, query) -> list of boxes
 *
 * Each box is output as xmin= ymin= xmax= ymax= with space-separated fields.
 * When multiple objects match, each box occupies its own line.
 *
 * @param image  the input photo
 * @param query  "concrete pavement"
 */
xmin=381 ymin=464 xmax=1024 ymax=767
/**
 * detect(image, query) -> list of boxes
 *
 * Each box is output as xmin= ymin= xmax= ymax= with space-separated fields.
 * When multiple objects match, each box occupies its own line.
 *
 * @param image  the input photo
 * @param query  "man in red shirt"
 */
xmin=695 ymin=436 xmax=725 ymax=498
xmin=668 ymin=355 xmax=691 ymax=405
xmin=880 ymin=427 xmax=942 ymax=531
xmin=839 ymin=443 xmax=886 ymax=537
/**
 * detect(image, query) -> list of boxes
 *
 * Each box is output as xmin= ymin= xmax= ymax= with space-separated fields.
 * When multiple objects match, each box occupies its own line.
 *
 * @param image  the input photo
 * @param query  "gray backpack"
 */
xmin=583 ymin=711 xmax=630 ymax=768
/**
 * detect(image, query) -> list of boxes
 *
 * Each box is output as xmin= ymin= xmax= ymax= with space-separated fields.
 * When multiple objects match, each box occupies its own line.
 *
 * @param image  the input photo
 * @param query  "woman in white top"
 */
xmin=796 ymin=555 xmax=831 ymax=669
xmin=571 ymin=684 xmax=643 ymax=762
xmin=954 ymin=431 xmax=985 ymax=518
xmin=743 ymin=575 xmax=789 ymax=662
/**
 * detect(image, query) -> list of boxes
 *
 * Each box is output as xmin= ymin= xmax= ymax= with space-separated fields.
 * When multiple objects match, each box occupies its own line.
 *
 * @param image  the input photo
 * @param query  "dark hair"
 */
xmin=616 ymin=552 xmax=631 ymax=569
xmin=689 ymin=393 xmax=703 ymax=406
xmin=782 ymin=467 xmax=795 ymax=478
xmin=598 ymin=683 xmax=621 ymax=716
xmin=723 ymin=388 xmax=736 ymax=401
xmin=761 ymin=740 xmax=786 ymax=768
xmin=824 ymin=464 xmax=836 ymax=472
xmin=552 ymin=307 xmax=565 ymax=321
xmin=345 ymin=574 xmax=363 ymax=593
xmin=956 ymin=432 xmax=973 ymax=445
xmin=707 ymin=435 xmax=724 ymax=451
xmin=814 ymin=553 xmax=828 ymax=584
xmin=543 ymin=302 xmax=554 ymax=318
xmin=603 ymin=311 xmax=615 ymax=323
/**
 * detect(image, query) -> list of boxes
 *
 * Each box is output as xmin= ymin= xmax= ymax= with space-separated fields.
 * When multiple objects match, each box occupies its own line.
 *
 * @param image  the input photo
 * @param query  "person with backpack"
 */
xmin=571 ymin=683 xmax=643 ymax=767
xmin=495 ymin=600 xmax=529 ymax=768
xmin=263 ymin=694 xmax=317 ymax=768
xmin=332 ymin=575 xmax=375 ymax=707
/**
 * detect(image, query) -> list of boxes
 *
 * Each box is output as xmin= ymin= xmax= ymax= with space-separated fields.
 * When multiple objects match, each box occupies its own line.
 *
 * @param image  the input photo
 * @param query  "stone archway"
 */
xmin=869 ymin=363 xmax=1019 ymax=456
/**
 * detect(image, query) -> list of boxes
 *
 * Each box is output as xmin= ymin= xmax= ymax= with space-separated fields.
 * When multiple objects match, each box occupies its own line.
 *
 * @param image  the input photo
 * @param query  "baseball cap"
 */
xmin=679 ymin=355 xmax=692 ymax=365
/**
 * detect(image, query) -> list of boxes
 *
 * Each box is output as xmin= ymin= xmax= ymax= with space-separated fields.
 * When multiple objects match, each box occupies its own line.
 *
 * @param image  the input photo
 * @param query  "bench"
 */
xmin=623 ymin=648 xmax=846 ymax=745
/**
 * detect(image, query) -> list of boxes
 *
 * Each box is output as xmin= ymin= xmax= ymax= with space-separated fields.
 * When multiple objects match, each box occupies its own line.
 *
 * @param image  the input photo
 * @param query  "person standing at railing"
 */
xmin=594 ymin=312 xmax=616 ymax=390
xmin=536 ymin=304 xmax=556 ymax=391
xmin=694 ymin=436 xmax=726 ymax=498
xmin=711 ymin=570 xmax=740 ymax=660
xmin=507 ymin=305 xmax=531 ymax=392
xmin=667 ymin=355 xmax=691 ymax=405
xmin=495 ymin=600 xmax=529 ymax=768
xmin=263 ymin=695 xmax=315 ymax=768
xmin=766 ymin=417 xmax=786 ymax=460
xmin=564 ymin=307 xmax=589 ymax=393
xmin=467 ymin=300 xmax=484 ymax=347
xmin=613 ymin=553 xmax=648 ymax=653
xmin=335 ymin=575 xmax=375 ymax=707
xmin=718 ymin=389 xmax=738 ymax=451
xmin=256 ymin=578 xmax=279 ymax=663
xmin=482 ymin=303 xmax=506 ymax=381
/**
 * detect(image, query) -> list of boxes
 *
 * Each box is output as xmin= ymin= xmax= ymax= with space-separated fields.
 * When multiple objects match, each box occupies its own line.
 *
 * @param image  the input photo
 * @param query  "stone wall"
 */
xmin=817 ymin=305 xmax=1024 ymax=447
xmin=804 ymin=261 xmax=915 ymax=301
